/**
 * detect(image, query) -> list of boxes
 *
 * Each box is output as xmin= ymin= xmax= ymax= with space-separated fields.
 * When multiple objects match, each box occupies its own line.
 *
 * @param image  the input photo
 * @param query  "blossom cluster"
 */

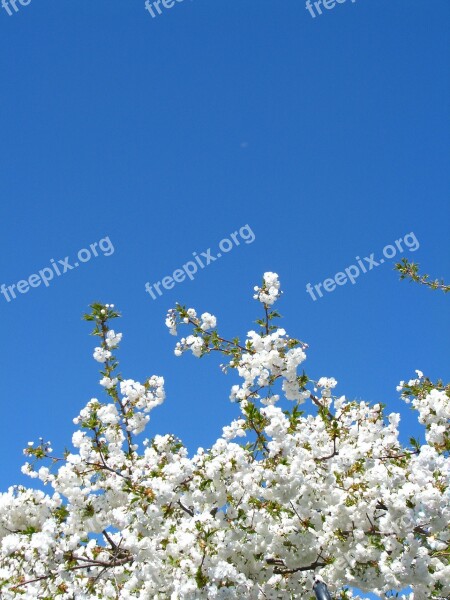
xmin=0 ymin=278 xmax=448 ymax=599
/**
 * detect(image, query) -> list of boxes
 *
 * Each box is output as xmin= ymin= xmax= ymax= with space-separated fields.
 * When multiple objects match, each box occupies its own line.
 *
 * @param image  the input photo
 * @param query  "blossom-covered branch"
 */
xmin=0 ymin=274 xmax=448 ymax=599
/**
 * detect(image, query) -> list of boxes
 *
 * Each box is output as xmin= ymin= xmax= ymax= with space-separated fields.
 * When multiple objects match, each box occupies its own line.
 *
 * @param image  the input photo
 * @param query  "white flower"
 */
xmin=165 ymin=309 xmax=177 ymax=336
xmin=200 ymin=312 xmax=217 ymax=331
xmin=186 ymin=335 xmax=204 ymax=357
xmin=100 ymin=376 xmax=118 ymax=389
xmin=317 ymin=377 xmax=337 ymax=389
xmin=254 ymin=271 xmax=281 ymax=305
xmin=93 ymin=347 xmax=112 ymax=363
xmin=105 ymin=330 xmax=122 ymax=348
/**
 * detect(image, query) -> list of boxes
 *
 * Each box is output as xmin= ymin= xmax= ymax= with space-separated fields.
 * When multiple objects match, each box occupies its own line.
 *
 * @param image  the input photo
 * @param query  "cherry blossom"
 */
xmin=0 ymin=281 xmax=448 ymax=599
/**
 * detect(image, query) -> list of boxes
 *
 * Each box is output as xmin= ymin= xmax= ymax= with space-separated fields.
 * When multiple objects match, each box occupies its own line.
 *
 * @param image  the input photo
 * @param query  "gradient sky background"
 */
xmin=0 ymin=1 xmax=449 ymax=597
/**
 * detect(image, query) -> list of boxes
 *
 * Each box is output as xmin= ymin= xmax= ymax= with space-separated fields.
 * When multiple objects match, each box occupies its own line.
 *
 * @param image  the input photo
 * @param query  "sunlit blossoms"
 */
xmin=0 ymin=283 xmax=448 ymax=599
xmin=200 ymin=312 xmax=217 ymax=331
xmin=253 ymin=271 xmax=281 ymax=305
xmin=93 ymin=346 xmax=112 ymax=363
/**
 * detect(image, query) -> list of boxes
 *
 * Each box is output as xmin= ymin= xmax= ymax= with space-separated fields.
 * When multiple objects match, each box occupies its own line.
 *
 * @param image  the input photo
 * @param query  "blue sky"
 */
xmin=0 ymin=1 xmax=449 ymax=594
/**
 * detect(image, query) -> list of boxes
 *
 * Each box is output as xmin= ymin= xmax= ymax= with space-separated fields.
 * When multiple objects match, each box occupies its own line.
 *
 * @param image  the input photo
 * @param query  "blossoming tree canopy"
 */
xmin=0 ymin=274 xmax=449 ymax=599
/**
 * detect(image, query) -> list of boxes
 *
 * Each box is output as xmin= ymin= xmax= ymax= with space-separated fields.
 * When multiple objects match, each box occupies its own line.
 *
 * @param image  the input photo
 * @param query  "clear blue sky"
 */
xmin=0 ymin=0 xmax=448 ymax=582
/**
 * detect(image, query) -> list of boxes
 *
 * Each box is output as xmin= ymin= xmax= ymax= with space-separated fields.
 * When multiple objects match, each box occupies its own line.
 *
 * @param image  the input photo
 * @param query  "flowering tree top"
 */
xmin=0 ymin=273 xmax=449 ymax=599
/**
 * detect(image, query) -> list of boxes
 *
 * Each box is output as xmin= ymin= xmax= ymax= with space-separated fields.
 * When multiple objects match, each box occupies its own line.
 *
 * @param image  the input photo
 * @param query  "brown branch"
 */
xmin=11 ymin=547 xmax=133 ymax=591
xmin=266 ymin=557 xmax=327 ymax=575
xmin=316 ymin=436 xmax=338 ymax=461
xmin=177 ymin=500 xmax=194 ymax=517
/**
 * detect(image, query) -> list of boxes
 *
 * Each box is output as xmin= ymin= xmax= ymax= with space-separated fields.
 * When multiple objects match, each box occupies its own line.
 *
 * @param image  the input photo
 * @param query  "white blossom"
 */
xmin=93 ymin=347 xmax=111 ymax=363
xmin=0 ymin=275 xmax=448 ymax=600
xmin=105 ymin=329 xmax=122 ymax=348
xmin=200 ymin=312 xmax=217 ymax=331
